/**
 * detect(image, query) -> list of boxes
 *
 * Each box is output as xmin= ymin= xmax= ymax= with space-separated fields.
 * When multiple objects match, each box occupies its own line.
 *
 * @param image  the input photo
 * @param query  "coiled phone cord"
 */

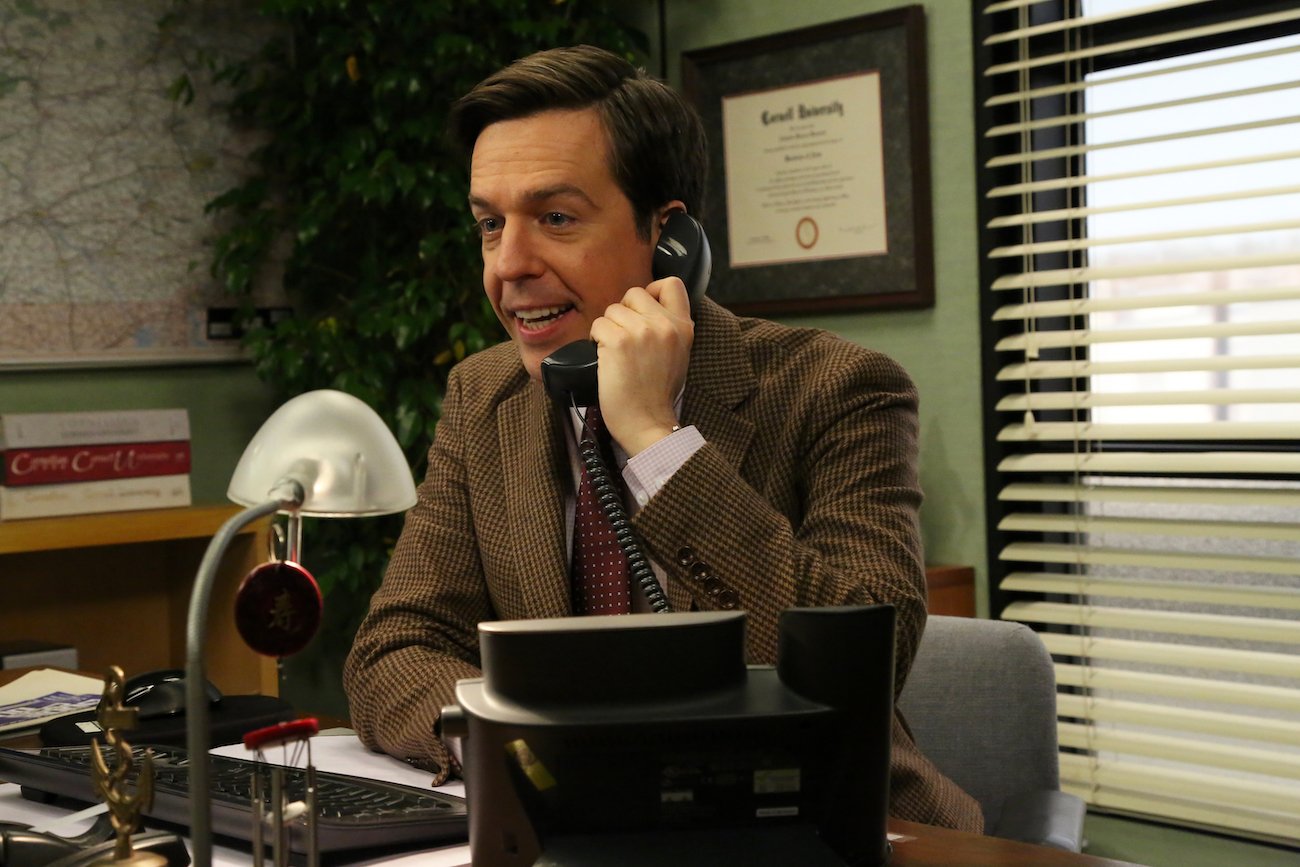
xmin=576 ymin=410 xmax=672 ymax=614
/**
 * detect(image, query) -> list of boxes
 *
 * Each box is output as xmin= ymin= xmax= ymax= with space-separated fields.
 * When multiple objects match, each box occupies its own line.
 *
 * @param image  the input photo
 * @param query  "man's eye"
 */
xmin=543 ymin=212 xmax=572 ymax=228
xmin=476 ymin=217 xmax=501 ymax=236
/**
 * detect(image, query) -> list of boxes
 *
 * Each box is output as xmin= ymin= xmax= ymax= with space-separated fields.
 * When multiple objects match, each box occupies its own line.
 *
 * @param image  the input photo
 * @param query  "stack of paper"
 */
xmin=0 ymin=669 xmax=103 ymax=737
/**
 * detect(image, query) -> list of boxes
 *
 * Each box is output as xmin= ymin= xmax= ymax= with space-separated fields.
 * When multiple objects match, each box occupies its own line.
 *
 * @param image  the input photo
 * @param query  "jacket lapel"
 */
xmin=495 ymin=300 xmax=755 ymax=620
xmin=682 ymin=299 xmax=756 ymax=476
xmin=499 ymin=380 xmax=573 ymax=618
xmin=671 ymin=301 xmax=757 ymax=613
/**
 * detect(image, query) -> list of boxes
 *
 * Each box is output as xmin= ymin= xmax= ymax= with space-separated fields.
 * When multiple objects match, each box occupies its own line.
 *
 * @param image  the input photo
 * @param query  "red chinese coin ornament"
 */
xmin=234 ymin=560 xmax=322 ymax=657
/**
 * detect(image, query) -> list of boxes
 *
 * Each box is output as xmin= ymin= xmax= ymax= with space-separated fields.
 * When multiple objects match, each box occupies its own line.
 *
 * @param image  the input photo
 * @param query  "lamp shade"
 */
xmin=227 ymin=389 xmax=417 ymax=517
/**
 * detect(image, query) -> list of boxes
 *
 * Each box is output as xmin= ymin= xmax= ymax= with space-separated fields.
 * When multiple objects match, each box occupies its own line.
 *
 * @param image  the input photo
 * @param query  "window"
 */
xmin=975 ymin=0 xmax=1300 ymax=844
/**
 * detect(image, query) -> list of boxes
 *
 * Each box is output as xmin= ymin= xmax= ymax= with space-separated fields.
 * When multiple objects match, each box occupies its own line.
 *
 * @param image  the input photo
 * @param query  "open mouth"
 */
xmin=515 ymin=304 xmax=574 ymax=332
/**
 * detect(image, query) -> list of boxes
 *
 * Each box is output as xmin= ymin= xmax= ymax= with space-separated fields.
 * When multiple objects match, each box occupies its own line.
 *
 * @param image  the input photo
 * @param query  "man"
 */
xmin=344 ymin=45 xmax=982 ymax=833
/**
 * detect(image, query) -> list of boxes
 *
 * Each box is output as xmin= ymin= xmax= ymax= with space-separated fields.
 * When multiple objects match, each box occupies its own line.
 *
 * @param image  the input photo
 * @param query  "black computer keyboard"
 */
xmin=0 ymin=743 xmax=467 ymax=857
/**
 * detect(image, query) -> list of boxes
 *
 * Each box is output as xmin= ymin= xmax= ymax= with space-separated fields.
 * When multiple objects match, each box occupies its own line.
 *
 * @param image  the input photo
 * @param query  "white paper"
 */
xmin=211 ymin=732 xmax=469 ymax=864
xmin=0 ymin=669 xmax=102 ymax=734
xmin=210 ymin=729 xmax=466 ymax=799
xmin=722 ymin=72 xmax=888 ymax=267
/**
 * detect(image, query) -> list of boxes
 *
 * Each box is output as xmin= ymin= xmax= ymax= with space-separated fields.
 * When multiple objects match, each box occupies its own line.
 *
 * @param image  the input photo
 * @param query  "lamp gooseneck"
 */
xmin=184 ymin=389 xmax=416 ymax=865
xmin=185 ymin=482 xmax=301 ymax=867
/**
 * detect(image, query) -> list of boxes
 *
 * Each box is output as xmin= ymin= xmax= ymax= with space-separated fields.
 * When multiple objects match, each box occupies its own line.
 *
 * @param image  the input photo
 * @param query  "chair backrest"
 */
xmin=896 ymin=615 xmax=1060 ymax=830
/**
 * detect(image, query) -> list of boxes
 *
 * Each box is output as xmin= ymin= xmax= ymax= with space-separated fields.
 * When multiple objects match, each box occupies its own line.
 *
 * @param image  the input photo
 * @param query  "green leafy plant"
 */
xmin=165 ymin=1 xmax=648 ymax=621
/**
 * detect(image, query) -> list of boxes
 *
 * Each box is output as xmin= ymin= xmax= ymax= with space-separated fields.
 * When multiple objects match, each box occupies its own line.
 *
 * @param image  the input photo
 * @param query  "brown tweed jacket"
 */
xmin=344 ymin=298 xmax=983 ymax=833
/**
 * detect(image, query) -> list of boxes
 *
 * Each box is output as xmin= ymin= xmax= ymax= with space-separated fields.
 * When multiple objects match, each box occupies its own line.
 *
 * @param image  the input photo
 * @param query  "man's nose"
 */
xmin=492 ymin=223 xmax=543 ymax=283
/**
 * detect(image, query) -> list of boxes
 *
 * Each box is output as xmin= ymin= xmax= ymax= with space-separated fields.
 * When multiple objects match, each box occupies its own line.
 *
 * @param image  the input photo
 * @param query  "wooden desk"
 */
xmin=0 ymin=506 xmax=276 ymax=695
xmin=924 ymin=564 xmax=975 ymax=617
xmin=0 ymin=701 xmax=1131 ymax=867
xmin=889 ymin=819 xmax=1139 ymax=866
xmin=0 ymin=781 xmax=1143 ymax=867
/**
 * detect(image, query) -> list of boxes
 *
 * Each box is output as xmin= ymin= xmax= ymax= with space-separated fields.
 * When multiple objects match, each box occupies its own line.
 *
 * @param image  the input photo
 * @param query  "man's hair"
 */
xmin=450 ymin=45 xmax=707 ymax=238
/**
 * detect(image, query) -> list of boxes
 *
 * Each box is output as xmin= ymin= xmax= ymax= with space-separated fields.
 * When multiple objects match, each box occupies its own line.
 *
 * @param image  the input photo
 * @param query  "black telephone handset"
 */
xmin=540 ymin=210 xmax=711 ymax=406
xmin=541 ymin=211 xmax=711 ymax=614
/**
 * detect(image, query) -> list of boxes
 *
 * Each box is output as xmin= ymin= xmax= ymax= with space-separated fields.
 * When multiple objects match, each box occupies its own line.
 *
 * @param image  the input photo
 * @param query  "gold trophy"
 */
xmin=89 ymin=666 xmax=168 ymax=866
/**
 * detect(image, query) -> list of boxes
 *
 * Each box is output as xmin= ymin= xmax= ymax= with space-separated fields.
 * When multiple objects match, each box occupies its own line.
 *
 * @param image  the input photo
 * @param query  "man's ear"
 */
xmin=652 ymin=200 xmax=689 ymax=242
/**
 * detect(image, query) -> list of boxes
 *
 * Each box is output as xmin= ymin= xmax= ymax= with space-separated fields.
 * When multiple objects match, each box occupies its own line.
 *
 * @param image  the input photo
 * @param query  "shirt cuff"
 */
xmin=623 ymin=425 xmax=705 ymax=507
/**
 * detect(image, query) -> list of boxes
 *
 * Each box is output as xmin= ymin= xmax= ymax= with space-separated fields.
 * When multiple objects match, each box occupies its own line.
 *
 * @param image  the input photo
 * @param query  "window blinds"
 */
xmin=976 ymin=0 xmax=1300 ymax=845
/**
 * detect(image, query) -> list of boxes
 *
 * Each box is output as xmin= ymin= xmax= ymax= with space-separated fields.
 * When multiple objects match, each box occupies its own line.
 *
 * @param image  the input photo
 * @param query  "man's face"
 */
xmin=469 ymin=108 xmax=657 ymax=380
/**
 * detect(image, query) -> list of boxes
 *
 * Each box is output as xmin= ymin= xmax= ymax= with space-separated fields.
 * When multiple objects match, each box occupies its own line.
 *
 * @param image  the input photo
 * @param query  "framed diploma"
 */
xmin=682 ymin=6 xmax=933 ymax=314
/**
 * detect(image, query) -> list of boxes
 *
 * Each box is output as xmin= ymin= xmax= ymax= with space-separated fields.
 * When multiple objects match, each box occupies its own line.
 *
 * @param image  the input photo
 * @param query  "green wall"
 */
xmin=633 ymin=0 xmax=990 ymax=607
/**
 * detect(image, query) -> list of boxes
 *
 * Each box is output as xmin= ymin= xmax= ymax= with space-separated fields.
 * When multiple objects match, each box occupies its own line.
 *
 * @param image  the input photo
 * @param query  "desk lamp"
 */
xmin=183 ymin=389 xmax=417 ymax=867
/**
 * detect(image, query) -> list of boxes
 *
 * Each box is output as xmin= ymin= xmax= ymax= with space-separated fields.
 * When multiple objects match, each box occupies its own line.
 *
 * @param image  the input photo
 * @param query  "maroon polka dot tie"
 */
xmin=571 ymin=408 xmax=631 ymax=615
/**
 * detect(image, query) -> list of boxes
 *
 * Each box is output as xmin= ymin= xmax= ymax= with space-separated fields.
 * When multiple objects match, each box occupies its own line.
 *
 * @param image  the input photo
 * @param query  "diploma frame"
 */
xmin=682 ymin=6 xmax=933 ymax=315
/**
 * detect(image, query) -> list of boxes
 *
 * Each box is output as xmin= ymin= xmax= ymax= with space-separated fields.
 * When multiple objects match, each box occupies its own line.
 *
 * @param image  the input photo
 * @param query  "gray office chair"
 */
xmin=897 ymin=615 xmax=1087 ymax=851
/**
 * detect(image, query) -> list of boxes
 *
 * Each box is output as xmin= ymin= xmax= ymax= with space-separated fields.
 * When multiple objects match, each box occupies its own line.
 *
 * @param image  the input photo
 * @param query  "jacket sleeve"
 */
xmin=631 ymin=339 xmax=927 ymax=695
xmin=342 ymin=367 xmax=489 ymax=780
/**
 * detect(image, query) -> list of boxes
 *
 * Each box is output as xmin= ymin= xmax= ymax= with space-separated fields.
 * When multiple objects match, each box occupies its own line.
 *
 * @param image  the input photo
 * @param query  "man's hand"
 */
xmin=589 ymin=276 xmax=694 ymax=456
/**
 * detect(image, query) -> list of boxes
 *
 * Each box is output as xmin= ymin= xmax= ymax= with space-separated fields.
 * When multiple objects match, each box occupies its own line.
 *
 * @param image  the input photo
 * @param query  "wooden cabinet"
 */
xmin=925 ymin=564 xmax=976 ymax=617
xmin=0 ymin=506 xmax=277 ymax=695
